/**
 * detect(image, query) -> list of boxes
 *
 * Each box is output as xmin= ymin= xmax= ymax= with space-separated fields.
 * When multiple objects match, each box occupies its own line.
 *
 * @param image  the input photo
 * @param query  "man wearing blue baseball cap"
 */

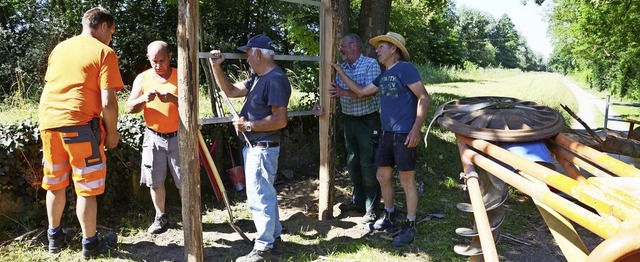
xmin=209 ymin=34 xmax=291 ymax=262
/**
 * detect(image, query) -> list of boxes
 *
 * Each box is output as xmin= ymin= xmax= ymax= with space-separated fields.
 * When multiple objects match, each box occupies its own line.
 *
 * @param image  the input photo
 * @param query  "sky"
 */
xmin=455 ymin=0 xmax=554 ymax=60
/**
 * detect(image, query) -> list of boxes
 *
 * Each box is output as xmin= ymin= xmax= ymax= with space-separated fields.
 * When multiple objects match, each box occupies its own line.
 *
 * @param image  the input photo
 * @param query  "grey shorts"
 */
xmin=140 ymin=128 xmax=181 ymax=188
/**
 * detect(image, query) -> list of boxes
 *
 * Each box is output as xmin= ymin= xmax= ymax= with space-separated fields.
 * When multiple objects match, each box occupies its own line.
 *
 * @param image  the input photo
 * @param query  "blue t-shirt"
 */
xmin=240 ymin=67 xmax=291 ymax=143
xmin=373 ymin=61 xmax=422 ymax=133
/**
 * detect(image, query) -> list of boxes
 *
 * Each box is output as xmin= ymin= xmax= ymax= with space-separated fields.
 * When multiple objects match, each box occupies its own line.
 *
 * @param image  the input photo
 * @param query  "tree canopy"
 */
xmin=1 ymin=0 xmax=552 ymax=105
xmin=548 ymin=1 xmax=640 ymax=99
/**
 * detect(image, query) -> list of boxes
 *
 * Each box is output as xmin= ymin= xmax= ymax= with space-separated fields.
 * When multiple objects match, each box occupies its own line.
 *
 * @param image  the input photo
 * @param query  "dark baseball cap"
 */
xmin=238 ymin=34 xmax=275 ymax=51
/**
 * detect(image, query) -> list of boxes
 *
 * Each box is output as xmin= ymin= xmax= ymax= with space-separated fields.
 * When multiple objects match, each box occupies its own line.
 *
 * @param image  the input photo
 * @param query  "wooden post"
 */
xmin=178 ymin=0 xmax=203 ymax=261
xmin=318 ymin=0 xmax=336 ymax=220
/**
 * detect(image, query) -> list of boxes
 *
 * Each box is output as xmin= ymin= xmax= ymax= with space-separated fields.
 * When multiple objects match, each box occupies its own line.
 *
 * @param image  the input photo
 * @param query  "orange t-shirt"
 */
xmin=141 ymin=68 xmax=179 ymax=133
xmin=39 ymin=35 xmax=124 ymax=130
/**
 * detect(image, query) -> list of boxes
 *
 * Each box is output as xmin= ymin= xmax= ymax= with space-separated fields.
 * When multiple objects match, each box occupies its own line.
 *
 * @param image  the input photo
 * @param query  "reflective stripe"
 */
xmin=43 ymin=171 xmax=70 ymax=185
xmin=42 ymin=159 xmax=70 ymax=172
xmin=72 ymin=163 xmax=106 ymax=176
xmin=75 ymin=178 xmax=105 ymax=191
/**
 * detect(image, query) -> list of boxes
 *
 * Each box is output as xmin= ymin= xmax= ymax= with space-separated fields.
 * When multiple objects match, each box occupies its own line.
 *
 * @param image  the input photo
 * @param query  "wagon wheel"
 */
xmin=436 ymin=96 xmax=565 ymax=142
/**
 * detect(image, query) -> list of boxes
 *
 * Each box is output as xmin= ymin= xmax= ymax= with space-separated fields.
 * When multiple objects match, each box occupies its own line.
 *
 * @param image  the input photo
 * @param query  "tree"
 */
xmin=549 ymin=1 xmax=640 ymax=98
xmin=389 ymin=0 xmax=464 ymax=66
xmin=357 ymin=0 xmax=392 ymax=57
xmin=490 ymin=14 xmax=520 ymax=69
xmin=456 ymin=7 xmax=495 ymax=67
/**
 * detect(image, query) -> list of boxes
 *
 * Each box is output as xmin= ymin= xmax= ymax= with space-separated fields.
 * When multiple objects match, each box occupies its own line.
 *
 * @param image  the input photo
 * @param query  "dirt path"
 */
xmin=562 ymin=78 xmax=627 ymax=131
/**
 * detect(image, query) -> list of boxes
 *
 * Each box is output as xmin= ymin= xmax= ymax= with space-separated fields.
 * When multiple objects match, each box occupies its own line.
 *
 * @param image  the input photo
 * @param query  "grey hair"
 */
xmin=343 ymin=33 xmax=363 ymax=51
xmin=252 ymin=47 xmax=275 ymax=58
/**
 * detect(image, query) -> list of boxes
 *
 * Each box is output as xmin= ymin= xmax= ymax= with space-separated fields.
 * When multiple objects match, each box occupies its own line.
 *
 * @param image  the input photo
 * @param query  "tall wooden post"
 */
xmin=318 ymin=0 xmax=336 ymax=220
xmin=178 ymin=0 xmax=203 ymax=261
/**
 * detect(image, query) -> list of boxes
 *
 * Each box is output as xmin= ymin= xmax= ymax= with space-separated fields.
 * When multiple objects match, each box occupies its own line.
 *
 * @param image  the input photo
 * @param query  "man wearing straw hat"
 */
xmin=332 ymin=32 xmax=431 ymax=247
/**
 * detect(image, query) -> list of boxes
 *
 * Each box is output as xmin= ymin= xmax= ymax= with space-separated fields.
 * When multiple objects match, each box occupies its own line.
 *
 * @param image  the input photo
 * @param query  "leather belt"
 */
xmin=250 ymin=141 xmax=280 ymax=148
xmin=147 ymin=127 xmax=178 ymax=139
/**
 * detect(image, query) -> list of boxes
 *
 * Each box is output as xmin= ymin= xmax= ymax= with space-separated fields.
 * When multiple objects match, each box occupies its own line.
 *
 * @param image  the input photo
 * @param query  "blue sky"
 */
xmin=455 ymin=0 xmax=554 ymax=60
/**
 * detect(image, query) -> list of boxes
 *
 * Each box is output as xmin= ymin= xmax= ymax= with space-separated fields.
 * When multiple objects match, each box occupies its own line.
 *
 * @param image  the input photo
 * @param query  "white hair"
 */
xmin=252 ymin=47 xmax=274 ymax=58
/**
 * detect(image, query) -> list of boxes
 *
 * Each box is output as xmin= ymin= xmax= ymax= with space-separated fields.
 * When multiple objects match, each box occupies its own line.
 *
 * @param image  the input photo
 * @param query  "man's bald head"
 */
xmin=147 ymin=41 xmax=170 ymax=58
xmin=147 ymin=41 xmax=172 ymax=77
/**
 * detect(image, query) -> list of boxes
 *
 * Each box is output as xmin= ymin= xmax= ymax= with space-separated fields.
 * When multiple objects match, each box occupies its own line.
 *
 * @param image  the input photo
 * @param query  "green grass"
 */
xmin=0 ymin=69 xmax=598 ymax=261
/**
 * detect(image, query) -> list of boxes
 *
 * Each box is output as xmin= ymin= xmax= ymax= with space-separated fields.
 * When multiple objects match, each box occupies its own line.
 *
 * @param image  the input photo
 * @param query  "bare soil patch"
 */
xmin=111 ymin=172 xmax=604 ymax=262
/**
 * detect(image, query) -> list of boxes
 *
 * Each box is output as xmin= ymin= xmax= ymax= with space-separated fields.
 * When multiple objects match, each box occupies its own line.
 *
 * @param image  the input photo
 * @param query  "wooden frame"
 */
xmin=179 ymin=1 xmax=334 ymax=259
xmin=195 ymin=0 xmax=336 ymax=218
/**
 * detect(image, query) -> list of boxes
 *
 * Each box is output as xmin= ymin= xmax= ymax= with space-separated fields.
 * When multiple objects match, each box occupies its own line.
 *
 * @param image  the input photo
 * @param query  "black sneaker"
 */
xmin=81 ymin=232 xmax=118 ymax=260
xmin=338 ymin=202 xmax=365 ymax=213
xmin=48 ymin=227 xmax=73 ymax=253
xmin=271 ymin=236 xmax=282 ymax=257
xmin=392 ymin=222 xmax=417 ymax=247
xmin=369 ymin=210 xmax=398 ymax=231
xmin=148 ymin=214 xmax=168 ymax=234
xmin=236 ymin=249 xmax=272 ymax=262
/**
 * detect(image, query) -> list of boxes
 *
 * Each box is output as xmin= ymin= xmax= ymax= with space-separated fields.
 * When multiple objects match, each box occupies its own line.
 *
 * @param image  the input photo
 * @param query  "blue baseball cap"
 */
xmin=238 ymin=34 xmax=275 ymax=51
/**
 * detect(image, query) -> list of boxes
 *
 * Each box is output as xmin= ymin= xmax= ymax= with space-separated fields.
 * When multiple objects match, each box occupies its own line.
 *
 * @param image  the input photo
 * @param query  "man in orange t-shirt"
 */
xmin=38 ymin=7 xmax=122 ymax=259
xmin=126 ymin=41 xmax=180 ymax=235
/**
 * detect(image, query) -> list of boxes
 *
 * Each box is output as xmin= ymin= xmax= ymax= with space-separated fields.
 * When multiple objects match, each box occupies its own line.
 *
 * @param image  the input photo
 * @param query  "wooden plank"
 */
xmin=317 ymin=0 xmax=335 ymax=221
xmin=200 ymin=110 xmax=323 ymax=125
xmin=178 ymin=0 xmax=203 ymax=261
xmin=280 ymin=0 xmax=322 ymax=7
xmin=198 ymin=52 xmax=320 ymax=62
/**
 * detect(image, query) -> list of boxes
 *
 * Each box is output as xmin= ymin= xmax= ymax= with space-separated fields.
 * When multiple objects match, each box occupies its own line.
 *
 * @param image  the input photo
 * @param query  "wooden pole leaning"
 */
xmin=197 ymin=130 xmax=252 ymax=243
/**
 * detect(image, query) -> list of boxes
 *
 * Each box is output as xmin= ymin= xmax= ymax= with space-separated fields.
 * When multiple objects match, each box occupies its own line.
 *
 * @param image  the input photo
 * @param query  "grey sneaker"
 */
xmin=81 ymin=232 xmax=117 ymax=260
xmin=236 ymin=249 xmax=272 ymax=262
xmin=48 ymin=227 xmax=73 ymax=253
xmin=362 ymin=210 xmax=377 ymax=224
xmin=148 ymin=214 xmax=168 ymax=234
xmin=392 ymin=222 xmax=417 ymax=247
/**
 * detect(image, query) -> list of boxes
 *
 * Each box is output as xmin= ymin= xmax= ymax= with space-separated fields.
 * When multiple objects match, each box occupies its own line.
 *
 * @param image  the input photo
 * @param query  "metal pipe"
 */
xmin=587 ymin=228 xmax=640 ymax=261
xmin=549 ymin=143 xmax=615 ymax=178
xmin=546 ymin=144 xmax=590 ymax=184
xmin=461 ymin=136 xmax=640 ymax=223
xmin=459 ymin=142 xmax=617 ymax=239
xmin=458 ymin=135 xmax=580 ymax=195
xmin=554 ymin=134 xmax=640 ymax=178
xmin=456 ymin=136 xmax=499 ymax=262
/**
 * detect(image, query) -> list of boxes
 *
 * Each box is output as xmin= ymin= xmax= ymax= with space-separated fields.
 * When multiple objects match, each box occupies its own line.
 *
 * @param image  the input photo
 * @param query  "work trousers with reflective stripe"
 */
xmin=41 ymin=123 xmax=107 ymax=196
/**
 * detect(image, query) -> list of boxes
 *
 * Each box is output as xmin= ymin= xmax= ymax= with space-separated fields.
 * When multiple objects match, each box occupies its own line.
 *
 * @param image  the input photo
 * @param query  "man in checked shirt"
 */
xmin=329 ymin=33 xmax=382 ymax=224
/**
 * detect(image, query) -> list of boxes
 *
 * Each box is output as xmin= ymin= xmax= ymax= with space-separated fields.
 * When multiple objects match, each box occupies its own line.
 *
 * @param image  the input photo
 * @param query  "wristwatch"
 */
xmin=245 ymin=121 xmax=252 ymax=132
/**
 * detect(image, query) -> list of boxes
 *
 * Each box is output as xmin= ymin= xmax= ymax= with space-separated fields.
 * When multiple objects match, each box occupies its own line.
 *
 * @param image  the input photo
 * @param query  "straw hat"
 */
xmin=369 ymin=32 xmax=410 ymax=61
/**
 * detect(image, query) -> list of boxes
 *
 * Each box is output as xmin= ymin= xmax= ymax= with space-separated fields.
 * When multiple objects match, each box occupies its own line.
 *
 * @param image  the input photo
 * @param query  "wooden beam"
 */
xmin=318 ymin=0 xmax=336 ymax=220
xmin=280 ymin=0 xmax=322 ymax=7
xmin=178 ymin=0 xmax=203 ymax=261
xmin=200 ymin=109 xmax=323 ymax=125
xmin=198 ymin=52 xmax=320 ymax=62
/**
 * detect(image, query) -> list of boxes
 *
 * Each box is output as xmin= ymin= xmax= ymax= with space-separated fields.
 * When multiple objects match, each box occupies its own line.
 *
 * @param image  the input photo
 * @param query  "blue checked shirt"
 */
xmin=336 ymin=54 xmax=381 ymax=116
